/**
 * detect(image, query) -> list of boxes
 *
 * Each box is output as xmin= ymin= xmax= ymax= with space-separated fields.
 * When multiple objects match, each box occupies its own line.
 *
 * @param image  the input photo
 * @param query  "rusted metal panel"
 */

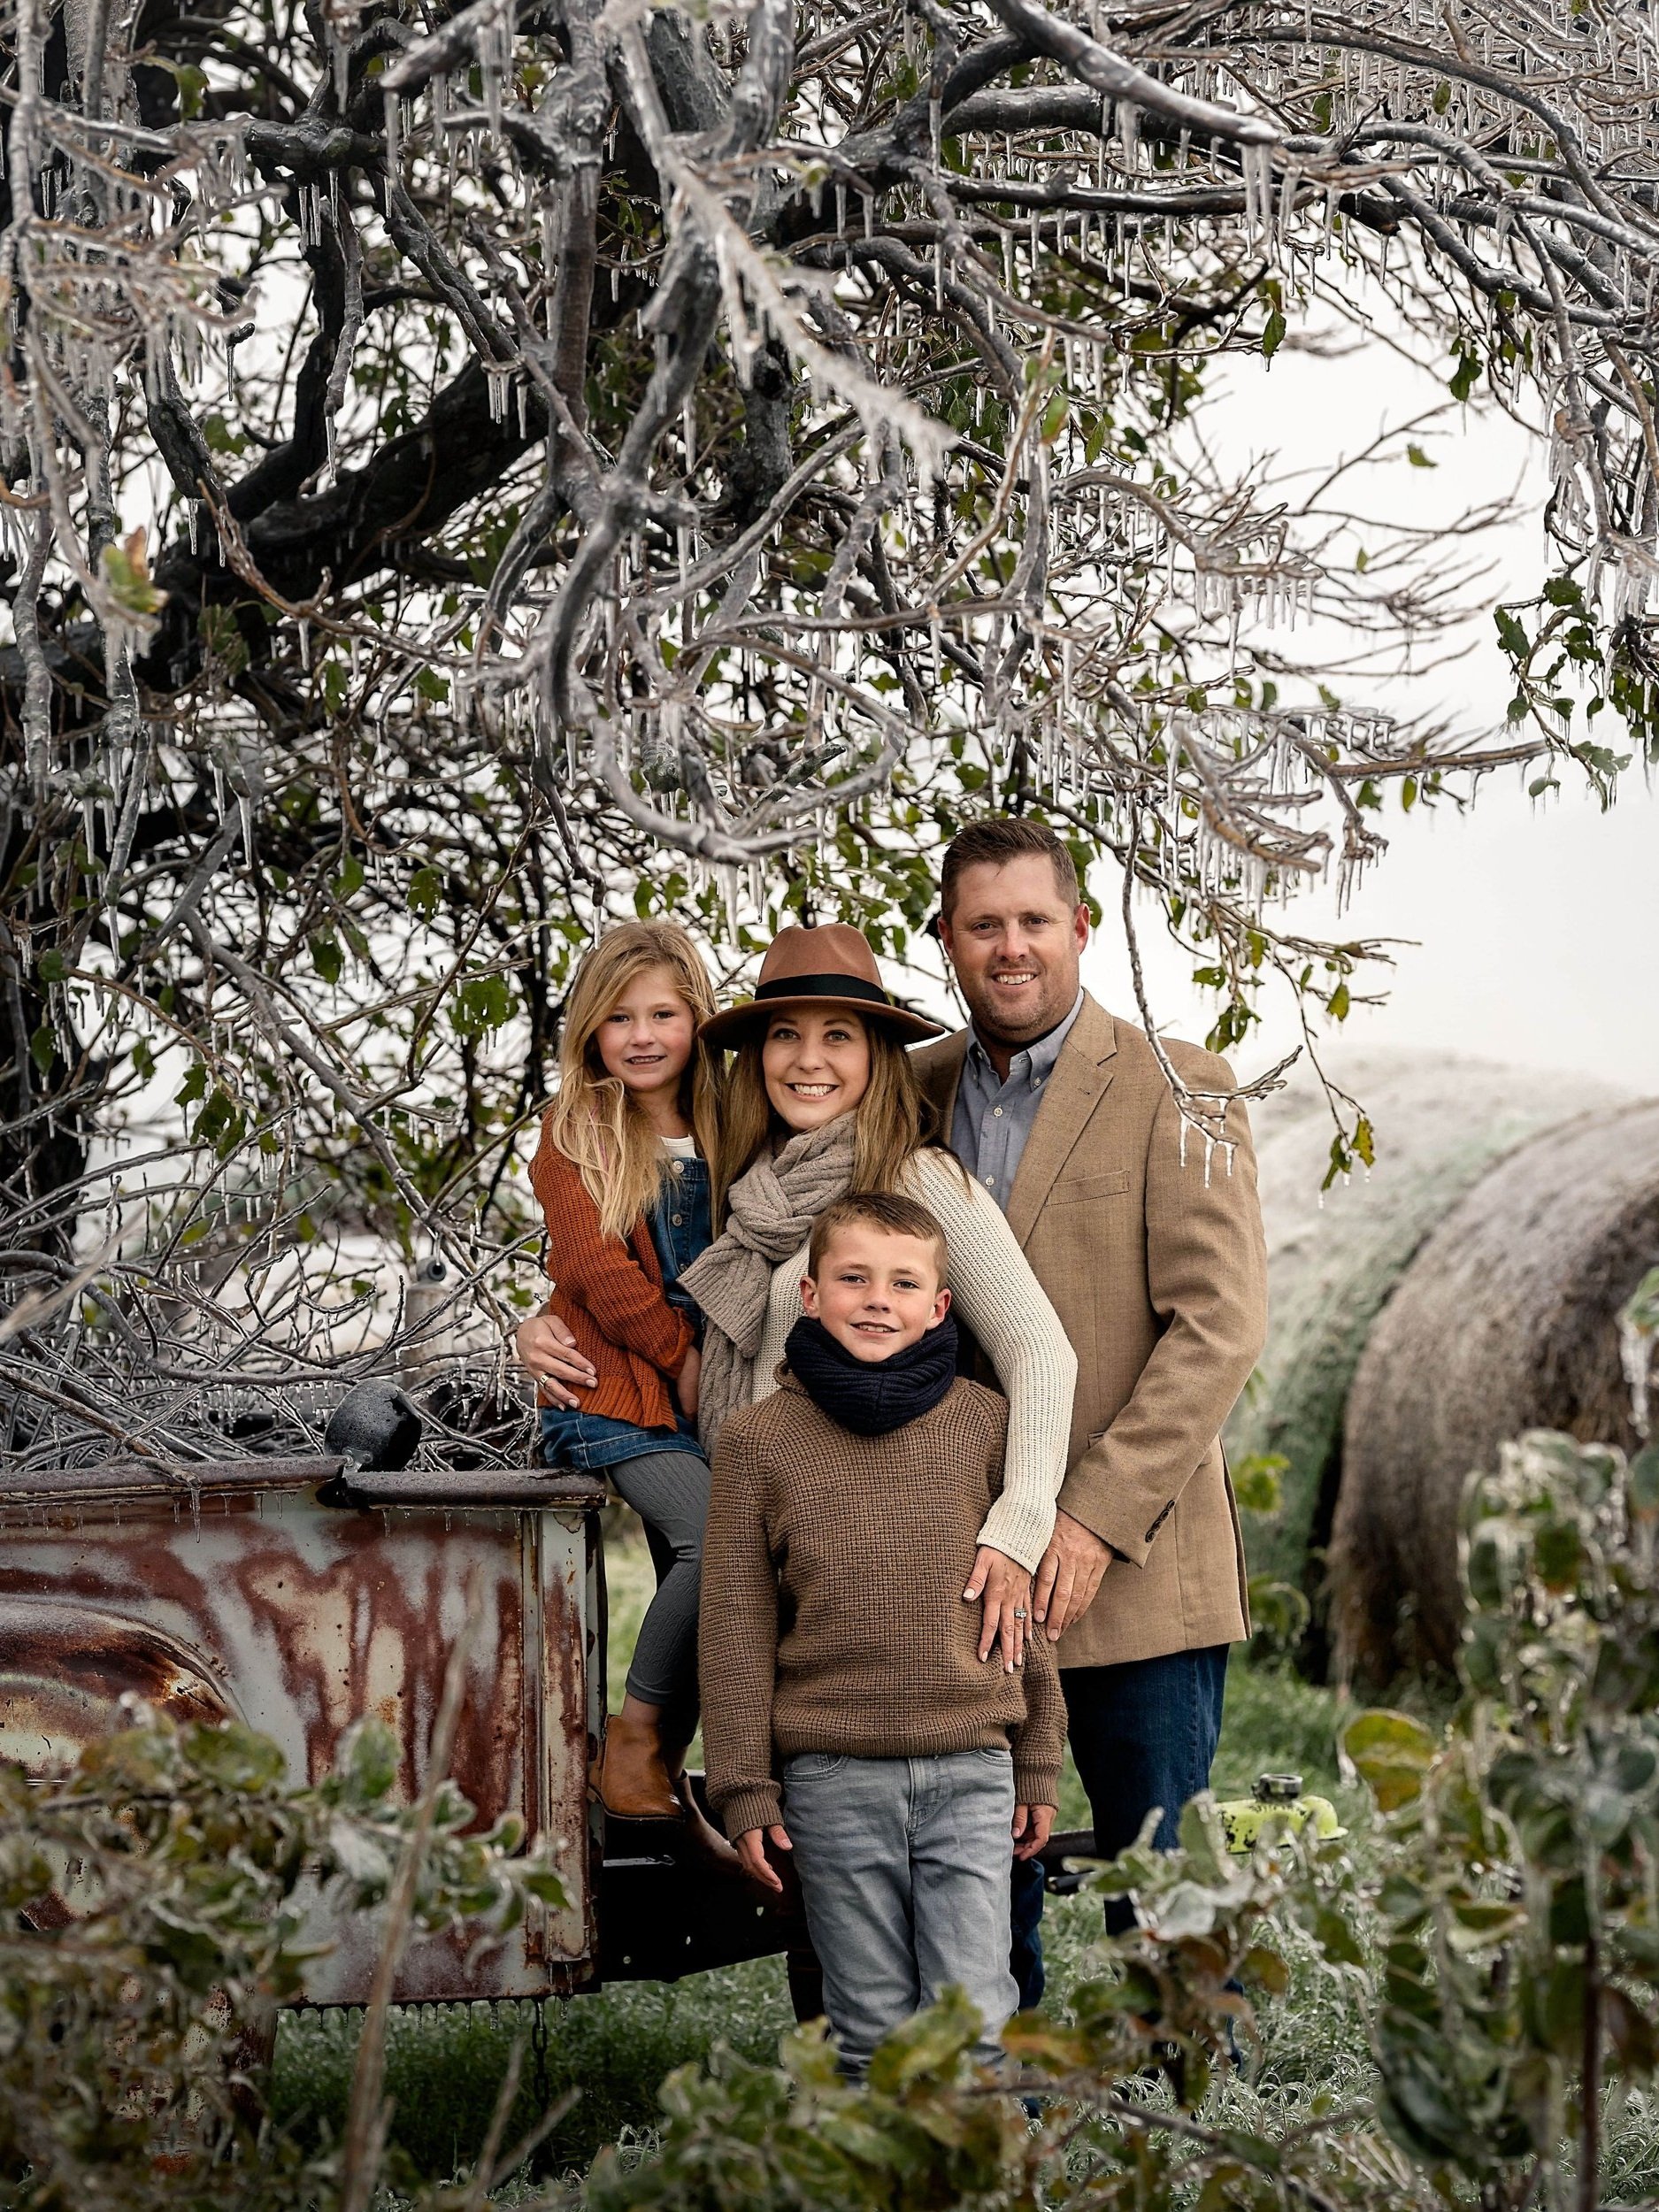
xmin=0 ymin=1469 xmax=607 ymax=2005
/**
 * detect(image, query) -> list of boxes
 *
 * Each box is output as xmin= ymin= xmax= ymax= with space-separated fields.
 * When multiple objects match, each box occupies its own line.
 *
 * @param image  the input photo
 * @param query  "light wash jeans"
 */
xmin=782 ymin=1747 xmax=1020 ymax=2076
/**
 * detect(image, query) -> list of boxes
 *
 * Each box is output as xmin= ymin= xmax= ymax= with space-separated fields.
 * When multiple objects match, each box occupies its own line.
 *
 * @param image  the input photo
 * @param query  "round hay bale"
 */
xmin=1330 ymin=1098 xmax=1659 ymax=1684
xmin=1229 ymin=1051 xmax=1622 ymax=1657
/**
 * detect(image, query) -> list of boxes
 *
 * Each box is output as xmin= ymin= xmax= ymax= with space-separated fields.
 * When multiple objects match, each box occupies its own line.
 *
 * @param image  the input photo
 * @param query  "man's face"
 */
xmin=801 ymin=1226 xmax=951 ymax=1363
xmin=939 ymin=855 xmax=1088 ymax=1046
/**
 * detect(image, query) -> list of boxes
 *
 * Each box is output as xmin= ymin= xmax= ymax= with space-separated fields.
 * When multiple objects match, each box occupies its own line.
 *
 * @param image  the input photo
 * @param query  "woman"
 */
xmin=519 ymin=921 xmax=729 ymax=1849
xmin=680 ymin=923 xmax=1075 ymax=1664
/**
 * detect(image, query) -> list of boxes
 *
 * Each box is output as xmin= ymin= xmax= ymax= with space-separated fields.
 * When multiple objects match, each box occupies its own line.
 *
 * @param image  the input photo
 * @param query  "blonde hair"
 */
xmin=808 ymin=1190 xmax=949 ymax=1281
xmin=543 ymin=923 xmax=721 ymax=1242
xmin=710 ymin=1015 xmax=944 ymax=1221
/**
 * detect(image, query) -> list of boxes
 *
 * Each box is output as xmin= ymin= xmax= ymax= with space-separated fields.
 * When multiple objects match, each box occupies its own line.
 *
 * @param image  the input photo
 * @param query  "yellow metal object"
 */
xmin=1216 ymin=1771 xmax=1347 ymax=1853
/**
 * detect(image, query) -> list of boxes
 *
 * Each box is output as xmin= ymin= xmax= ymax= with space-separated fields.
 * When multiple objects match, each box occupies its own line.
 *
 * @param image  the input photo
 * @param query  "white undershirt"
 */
xmin=660 ymin=1132 xmax=698 ymax=1160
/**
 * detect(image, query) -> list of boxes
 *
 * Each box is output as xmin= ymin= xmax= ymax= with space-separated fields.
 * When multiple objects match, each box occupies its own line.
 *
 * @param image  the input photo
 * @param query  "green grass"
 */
xmin=272 ymin=1521 xmax=1378 ymax=2184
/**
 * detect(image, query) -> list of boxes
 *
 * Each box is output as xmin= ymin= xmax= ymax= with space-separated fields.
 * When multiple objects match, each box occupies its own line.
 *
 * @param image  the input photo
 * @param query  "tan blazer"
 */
xmin=916 ymin=993 xmax=1268 ymax=1669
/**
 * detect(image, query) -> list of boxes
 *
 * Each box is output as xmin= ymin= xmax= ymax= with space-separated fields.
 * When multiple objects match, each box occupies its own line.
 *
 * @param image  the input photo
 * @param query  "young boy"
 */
xmin=699 ymin=1189 xmax=1065 ymax=2075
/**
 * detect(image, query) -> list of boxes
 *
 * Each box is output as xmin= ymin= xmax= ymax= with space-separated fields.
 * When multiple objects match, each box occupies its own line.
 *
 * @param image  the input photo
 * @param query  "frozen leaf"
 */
xmin=1344 ymin=1709 xmax=1438 ymax=1810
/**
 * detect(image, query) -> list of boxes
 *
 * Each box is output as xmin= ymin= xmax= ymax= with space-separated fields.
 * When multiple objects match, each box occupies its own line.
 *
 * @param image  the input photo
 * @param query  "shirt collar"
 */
xmin=966 ymin=987 xmax=1086 ymax=1088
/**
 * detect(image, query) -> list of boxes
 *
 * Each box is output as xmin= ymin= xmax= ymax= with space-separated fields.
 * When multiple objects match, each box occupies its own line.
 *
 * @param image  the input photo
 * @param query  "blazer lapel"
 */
xmin=1004 ymin=995 xmax=1118 ymax=1248
xmin=915 ymin=1031 xmax=969 ymax=1134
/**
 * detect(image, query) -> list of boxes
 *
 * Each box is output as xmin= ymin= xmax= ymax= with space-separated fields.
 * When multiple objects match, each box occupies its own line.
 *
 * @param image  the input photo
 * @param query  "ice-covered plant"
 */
xmin=0 ymin=1708 xmax=566 ymax=2212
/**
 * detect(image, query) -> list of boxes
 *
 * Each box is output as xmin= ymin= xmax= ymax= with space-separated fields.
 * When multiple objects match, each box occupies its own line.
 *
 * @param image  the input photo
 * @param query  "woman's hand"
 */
xmin=734 ymin=1823 xmax=792 ymax=1893
xmin=513 ymin=1310 xmax=597 ymax=1409
xmin=964 ymin=1546 xmax=1033 ymax=1671
xmin=1012 ymin=1802 xmax=1055 ymax=1861
xmin=676 ymin=1343 xmax=701 ymax=1422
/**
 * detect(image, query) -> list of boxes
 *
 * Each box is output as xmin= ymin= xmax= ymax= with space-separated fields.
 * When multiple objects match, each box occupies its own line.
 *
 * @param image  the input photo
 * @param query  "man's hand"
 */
xmin=964 ymin=1546 xmax=1033 ymax=1671
xmin=1012 ymin=1802 xmax=1056 ymax=1861
xmin=1033 ymin=1510 xmax=1112 ymax=1642
xmin=734 ymin=1823 xmax=792 ymax=1893
xmin=513 ymin=1310 xmax=597 ymax=1409
xmin=676 ymin=1342 xmax=701 ymax=1423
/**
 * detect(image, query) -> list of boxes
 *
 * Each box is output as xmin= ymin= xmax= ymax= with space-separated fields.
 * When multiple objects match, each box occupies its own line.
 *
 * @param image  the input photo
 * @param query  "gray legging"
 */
xmin=608 ymin=1447 xmax=710 ymax=1733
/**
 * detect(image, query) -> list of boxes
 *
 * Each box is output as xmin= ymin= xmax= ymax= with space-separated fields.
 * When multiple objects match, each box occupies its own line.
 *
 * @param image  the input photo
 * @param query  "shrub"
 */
xmin=0 ymin=1708 xmax=565 ymax=2211
xmin=588 ymin=1421 xmax=1659 ymax=2212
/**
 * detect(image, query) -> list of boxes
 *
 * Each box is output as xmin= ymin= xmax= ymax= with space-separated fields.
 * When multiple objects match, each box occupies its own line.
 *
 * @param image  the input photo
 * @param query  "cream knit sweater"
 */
xmin=745 ymin=1147 xmax=1076 ymax=1572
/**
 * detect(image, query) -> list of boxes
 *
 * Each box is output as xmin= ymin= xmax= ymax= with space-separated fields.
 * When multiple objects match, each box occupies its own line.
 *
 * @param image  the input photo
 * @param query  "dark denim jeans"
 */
xmin=1010 ymin=1644 xmax=1230 ymax=2005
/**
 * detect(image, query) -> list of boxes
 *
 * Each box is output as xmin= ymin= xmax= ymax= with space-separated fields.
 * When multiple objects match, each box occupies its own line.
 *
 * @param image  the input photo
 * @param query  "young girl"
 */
xmin=522 ymin=922 xmax=727 ymax=1850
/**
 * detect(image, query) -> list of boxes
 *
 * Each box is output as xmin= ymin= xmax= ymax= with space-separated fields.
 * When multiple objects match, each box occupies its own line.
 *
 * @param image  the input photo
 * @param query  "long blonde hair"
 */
xmin=544 ymin=923 xmax=721 ymax=1242
xmin=710 ymin=1017 xmax=943 ymax=1221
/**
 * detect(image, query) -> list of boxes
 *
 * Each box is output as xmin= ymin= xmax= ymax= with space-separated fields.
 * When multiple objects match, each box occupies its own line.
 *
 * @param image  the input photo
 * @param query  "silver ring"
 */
xmin=1013 ymin=1608 xmax=1027 ymax=1620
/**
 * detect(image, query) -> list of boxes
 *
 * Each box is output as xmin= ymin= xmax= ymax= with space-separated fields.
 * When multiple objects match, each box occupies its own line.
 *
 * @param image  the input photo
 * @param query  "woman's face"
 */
xmin=761 ymin=1007 xmax=872 ymax=1133
xmin=594 ymin=965 xmax=697 ymax=1102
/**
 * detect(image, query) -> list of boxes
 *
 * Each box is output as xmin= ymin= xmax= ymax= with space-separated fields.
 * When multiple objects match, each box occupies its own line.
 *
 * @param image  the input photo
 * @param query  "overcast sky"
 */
xmin=1075 ymin=312 xmax=1659 ymax=1098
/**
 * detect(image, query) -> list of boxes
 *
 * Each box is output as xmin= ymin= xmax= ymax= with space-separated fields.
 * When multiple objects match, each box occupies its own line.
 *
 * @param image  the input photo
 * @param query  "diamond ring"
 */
xmin=1013 ymin=1608 xmax=1027 ymax=1620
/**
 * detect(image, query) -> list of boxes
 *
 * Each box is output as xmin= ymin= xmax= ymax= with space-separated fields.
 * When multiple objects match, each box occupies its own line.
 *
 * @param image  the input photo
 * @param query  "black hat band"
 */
xmin=753 ymin=972 xmax=894 ymax=1010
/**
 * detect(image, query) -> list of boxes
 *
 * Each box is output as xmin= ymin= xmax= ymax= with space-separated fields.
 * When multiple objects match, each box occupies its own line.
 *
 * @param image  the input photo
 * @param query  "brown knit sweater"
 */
xmin=700 ymin=1371 xmax=1066 ymax=1840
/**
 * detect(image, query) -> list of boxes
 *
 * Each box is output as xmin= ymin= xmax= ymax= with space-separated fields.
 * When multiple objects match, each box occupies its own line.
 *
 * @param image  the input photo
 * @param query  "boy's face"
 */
xmin=801 ymin=1226 xmax=950 ymax=1363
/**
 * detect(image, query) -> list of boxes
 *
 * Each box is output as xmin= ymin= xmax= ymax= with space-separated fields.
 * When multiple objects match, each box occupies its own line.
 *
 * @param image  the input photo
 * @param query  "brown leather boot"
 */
xmin=595 ymin=1712 xmax=681 ymax=1822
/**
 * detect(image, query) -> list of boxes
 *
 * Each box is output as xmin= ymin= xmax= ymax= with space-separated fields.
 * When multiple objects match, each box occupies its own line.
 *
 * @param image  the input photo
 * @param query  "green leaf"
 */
xmin=1495 ymin=608 xmax=1531 ymax=660
xmin=1405 ymin=442 xmax=1436 ymax=468
xmin=29 ymin=1025 xmax=55 ymax=1077
xmin=183 ymin=1720 xmax=288 ymax=1793
xmin=310 ymin=935 xmax=343 ymax=986
xmin=1328 ymin=981 xmax=1350 ymax=1021
xmin=409 ymin=865 xmax=443 ymax=918
xmin=202 ymin=411 xmax=246 ymax=456
xmin=1262 ymin=307 xmax=1287 ymax=360
xmin=36 ymin=949 xmax=70 ymax=985
xmin=98 ymin=527 xmax=165 ymax=620
xmin=1344 ymin=1709 xmax=1439 ymax=1810
xmin=865 ymin=1986 xmax=979 ymax=2093
xmin=1449 ymin=347 xmax=1481 ymax=403
xmin=1231 ymin=1452 xmax=1288 ymax=1517
xmin=1312 ymin=1904 xmax=1365 ymax=1966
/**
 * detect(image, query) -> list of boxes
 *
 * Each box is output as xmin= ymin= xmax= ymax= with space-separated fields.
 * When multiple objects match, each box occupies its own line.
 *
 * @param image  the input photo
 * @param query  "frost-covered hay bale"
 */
xmin=1229 ymin=1052 xmax=1623 ymax=1640
xmin=1331 ymin=1098 xmax=1659 ymax=1683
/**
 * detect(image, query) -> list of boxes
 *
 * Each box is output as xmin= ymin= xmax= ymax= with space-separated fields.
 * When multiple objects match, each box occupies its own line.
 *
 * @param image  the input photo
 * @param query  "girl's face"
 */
xmin=761 ymin=1007 xmax=872 ymax=1133
xmin=594 ymin=966 xmax=696 ymax=1101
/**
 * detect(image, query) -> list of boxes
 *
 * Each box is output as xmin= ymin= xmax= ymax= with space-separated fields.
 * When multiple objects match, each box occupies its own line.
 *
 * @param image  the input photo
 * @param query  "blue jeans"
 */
xmin=1010 ymin=1644 xmax=1231 ymax=2001
xmin=784 ymin=1748 xmax=1020 ymax=2076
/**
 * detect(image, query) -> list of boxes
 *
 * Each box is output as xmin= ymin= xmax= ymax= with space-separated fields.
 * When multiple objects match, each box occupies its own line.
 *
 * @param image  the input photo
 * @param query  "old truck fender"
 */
xmin=0 ymin=1597 xmax=239 ymax=1778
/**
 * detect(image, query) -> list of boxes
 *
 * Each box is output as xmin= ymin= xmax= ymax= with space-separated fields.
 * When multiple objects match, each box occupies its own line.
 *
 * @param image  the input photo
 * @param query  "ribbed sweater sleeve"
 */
xmin=698 ymin=1418 xmax=784 ymax=1838
xmin=528 ymin=1122 xmax=692 ymax=1378
xmin=1011 ymin=1636 xmax=1065 ymax=1809
xmin=908 ymin=1150 xmax=1075 ymax=1572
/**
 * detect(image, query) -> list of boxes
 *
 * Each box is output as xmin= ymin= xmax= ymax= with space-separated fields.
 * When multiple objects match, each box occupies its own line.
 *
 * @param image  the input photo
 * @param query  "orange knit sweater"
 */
xmin=527 ymin=1114 xmax=693 ymax=1428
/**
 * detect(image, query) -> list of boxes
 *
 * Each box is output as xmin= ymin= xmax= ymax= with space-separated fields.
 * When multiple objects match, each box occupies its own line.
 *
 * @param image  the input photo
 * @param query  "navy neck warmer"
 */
xmin=783 ymin=1311 xmax=960 ymax=1437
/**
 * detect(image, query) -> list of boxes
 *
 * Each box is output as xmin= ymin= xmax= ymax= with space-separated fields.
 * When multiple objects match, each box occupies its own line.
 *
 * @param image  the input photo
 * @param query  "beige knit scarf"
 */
xmin=680 ymin=1113 xmax=859 ymax=1455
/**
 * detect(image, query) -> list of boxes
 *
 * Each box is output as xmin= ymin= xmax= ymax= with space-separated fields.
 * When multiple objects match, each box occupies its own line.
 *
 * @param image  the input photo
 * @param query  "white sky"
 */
xmin=1077 ymin=315 xmax=1659 ymax=1097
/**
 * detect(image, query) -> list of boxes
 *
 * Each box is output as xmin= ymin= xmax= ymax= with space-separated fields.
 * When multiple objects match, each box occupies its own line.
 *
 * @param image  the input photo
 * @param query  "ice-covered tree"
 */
xmin=2 ymin=0 xmax=1655 ymax=1462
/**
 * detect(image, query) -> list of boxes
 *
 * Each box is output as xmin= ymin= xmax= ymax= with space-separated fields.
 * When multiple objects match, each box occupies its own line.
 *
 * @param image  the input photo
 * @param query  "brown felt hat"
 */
xmin=698 ymin=924 xmax=949 ymax=1051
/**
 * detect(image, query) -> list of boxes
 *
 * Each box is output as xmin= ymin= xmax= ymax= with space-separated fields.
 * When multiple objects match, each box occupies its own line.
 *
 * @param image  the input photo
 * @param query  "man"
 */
xmin=918 ymin=817 xmax=1268 ymax=1999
